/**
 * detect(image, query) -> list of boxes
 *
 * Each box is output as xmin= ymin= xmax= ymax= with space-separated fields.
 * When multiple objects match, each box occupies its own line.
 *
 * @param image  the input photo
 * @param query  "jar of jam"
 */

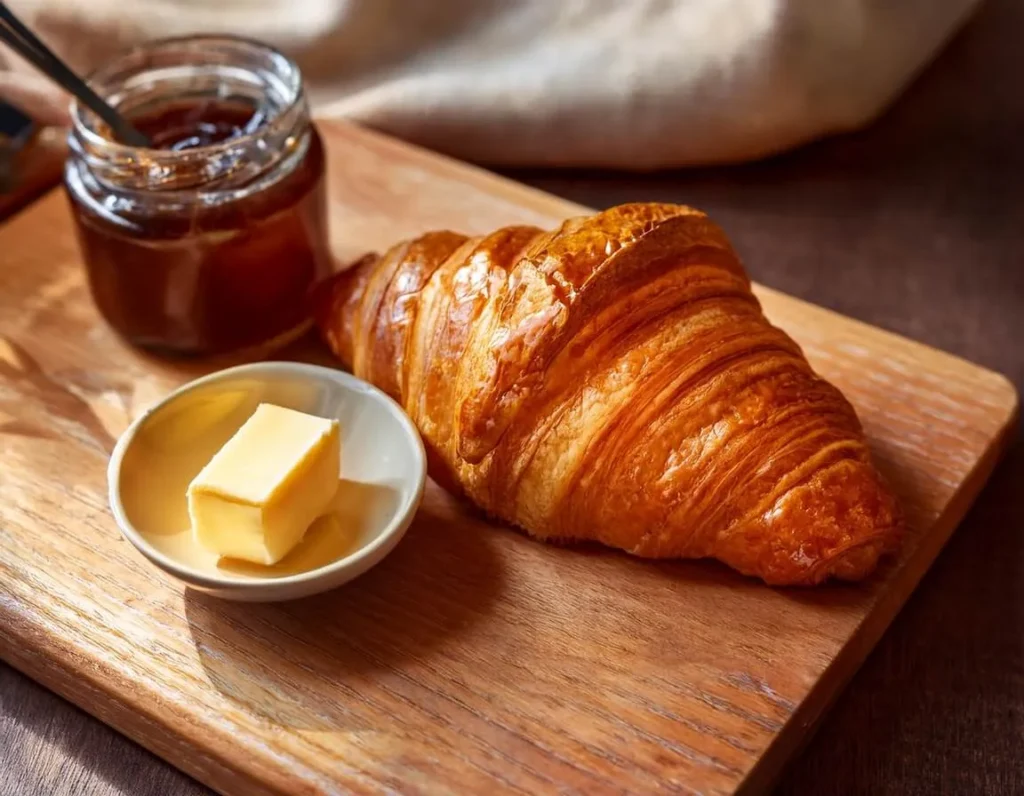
xmin=65 ymin=36 xmax=330 ymax=356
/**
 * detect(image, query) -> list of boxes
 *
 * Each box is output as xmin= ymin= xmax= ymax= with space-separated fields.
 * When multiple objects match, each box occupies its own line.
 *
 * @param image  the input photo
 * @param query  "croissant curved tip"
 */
xmin=752 ymin=466 xmax=903 ymax=586
xmin=761 ymin=531 xmax=901 ymax=586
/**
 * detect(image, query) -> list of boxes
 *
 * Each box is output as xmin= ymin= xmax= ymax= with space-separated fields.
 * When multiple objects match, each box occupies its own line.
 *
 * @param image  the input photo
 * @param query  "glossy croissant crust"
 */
xmin=315 ymin=203 xmax=901 ymax=585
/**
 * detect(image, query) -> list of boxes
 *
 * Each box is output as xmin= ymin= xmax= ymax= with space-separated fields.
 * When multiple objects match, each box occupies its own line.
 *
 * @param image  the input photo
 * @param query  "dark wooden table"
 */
xmin=1 ymin=0 xmax=1021 ymax=792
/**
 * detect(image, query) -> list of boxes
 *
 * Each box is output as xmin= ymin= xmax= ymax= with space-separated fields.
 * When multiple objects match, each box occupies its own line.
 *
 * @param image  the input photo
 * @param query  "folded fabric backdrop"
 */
xmin=0 ymin=0 xmax=980 ymax=169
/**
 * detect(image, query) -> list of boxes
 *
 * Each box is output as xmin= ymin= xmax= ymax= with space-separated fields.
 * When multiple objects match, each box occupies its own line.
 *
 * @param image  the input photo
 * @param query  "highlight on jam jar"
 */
xmin=64 ymin=36 xmax=331 ymax=356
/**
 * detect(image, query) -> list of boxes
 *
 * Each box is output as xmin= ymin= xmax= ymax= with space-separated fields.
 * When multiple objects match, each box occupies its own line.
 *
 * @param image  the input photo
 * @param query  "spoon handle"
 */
xmin=0 ymin=2 xmax=150 ymax=147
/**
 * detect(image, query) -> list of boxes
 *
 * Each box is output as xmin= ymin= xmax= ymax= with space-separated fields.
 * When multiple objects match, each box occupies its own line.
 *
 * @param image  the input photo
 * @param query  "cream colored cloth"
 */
xmin=1 ymin=0 xmax=980 ymax=169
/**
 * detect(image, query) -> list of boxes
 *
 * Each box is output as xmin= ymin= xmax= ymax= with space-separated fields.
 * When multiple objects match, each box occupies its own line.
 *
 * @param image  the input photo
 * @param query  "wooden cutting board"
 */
xmin=0 ymin=120 xmax=1017 ymax=795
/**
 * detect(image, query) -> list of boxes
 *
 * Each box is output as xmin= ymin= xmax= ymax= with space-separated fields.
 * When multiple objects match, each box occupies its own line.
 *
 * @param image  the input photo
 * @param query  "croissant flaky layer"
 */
xmin=315 ymin=203 xmax=901 ymax=585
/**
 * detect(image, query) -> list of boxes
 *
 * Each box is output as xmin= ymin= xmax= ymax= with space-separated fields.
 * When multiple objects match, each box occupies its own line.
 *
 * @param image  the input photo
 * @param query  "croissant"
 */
xmin=315 ymin=203 xmax=901 ymax=585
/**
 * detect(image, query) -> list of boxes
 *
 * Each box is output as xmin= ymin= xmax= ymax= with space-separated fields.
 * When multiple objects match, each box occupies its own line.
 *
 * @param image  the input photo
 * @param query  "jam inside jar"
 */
xmin=65 ymin=36 xmax=331 ymax=356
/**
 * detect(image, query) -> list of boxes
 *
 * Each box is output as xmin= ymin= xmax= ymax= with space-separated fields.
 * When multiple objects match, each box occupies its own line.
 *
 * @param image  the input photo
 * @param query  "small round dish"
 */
xmin=108 ymin=362 xmax=426 ymax=601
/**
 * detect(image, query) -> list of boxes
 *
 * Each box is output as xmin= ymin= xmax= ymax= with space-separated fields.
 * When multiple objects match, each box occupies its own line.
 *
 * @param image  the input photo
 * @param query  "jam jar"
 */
xmin=64 ymin=36 xmax=331 ymax=356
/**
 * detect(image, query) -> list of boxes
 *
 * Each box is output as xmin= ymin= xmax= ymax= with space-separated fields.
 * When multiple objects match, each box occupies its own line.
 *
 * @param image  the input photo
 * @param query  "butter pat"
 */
xmin=187 ymin=403 xmax=340 ymax=565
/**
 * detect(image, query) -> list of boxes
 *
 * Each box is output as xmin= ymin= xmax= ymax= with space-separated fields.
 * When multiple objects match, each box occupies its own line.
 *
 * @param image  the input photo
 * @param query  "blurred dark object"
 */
xmin=0 ymin=100 xmax=65 ymax=219
xmin=0 ymin=100 xmax=32 ymax=136
xmin=0 ymin=100 xmax=33 ymax=189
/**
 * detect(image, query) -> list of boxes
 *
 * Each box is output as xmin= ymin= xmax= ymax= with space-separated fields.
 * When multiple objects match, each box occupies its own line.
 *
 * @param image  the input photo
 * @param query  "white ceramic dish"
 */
xmin=108 ymin=362 xmax=426 ymax=601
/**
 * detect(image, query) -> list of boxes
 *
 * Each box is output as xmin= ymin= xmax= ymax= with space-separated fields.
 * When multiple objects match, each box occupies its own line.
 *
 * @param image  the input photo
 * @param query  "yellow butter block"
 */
xmin=187 ymin=403 xmax=340 ymax=565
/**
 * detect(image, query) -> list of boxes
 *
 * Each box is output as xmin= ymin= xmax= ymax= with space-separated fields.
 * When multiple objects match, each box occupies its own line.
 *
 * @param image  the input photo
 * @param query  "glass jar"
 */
xmin=65 ymin=36 xmax=331 ymax=356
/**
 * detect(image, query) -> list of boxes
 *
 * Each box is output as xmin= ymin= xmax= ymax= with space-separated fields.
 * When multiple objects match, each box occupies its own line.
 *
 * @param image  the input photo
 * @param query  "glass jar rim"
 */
xmin=70 ymin=34 xmax=303 ymax=162
xmin=67 ymin=34 xmax=312 ymax=200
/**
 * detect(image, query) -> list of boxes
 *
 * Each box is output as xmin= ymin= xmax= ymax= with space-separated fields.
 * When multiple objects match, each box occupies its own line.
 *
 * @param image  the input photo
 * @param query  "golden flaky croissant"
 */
xmin=315 ymin=203 xmax=901 ymax=585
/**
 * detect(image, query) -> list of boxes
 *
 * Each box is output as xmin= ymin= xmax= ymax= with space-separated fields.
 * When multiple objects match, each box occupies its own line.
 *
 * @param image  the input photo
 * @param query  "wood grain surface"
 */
xmin=0 ymin=119 xmax=1017 ymax=795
